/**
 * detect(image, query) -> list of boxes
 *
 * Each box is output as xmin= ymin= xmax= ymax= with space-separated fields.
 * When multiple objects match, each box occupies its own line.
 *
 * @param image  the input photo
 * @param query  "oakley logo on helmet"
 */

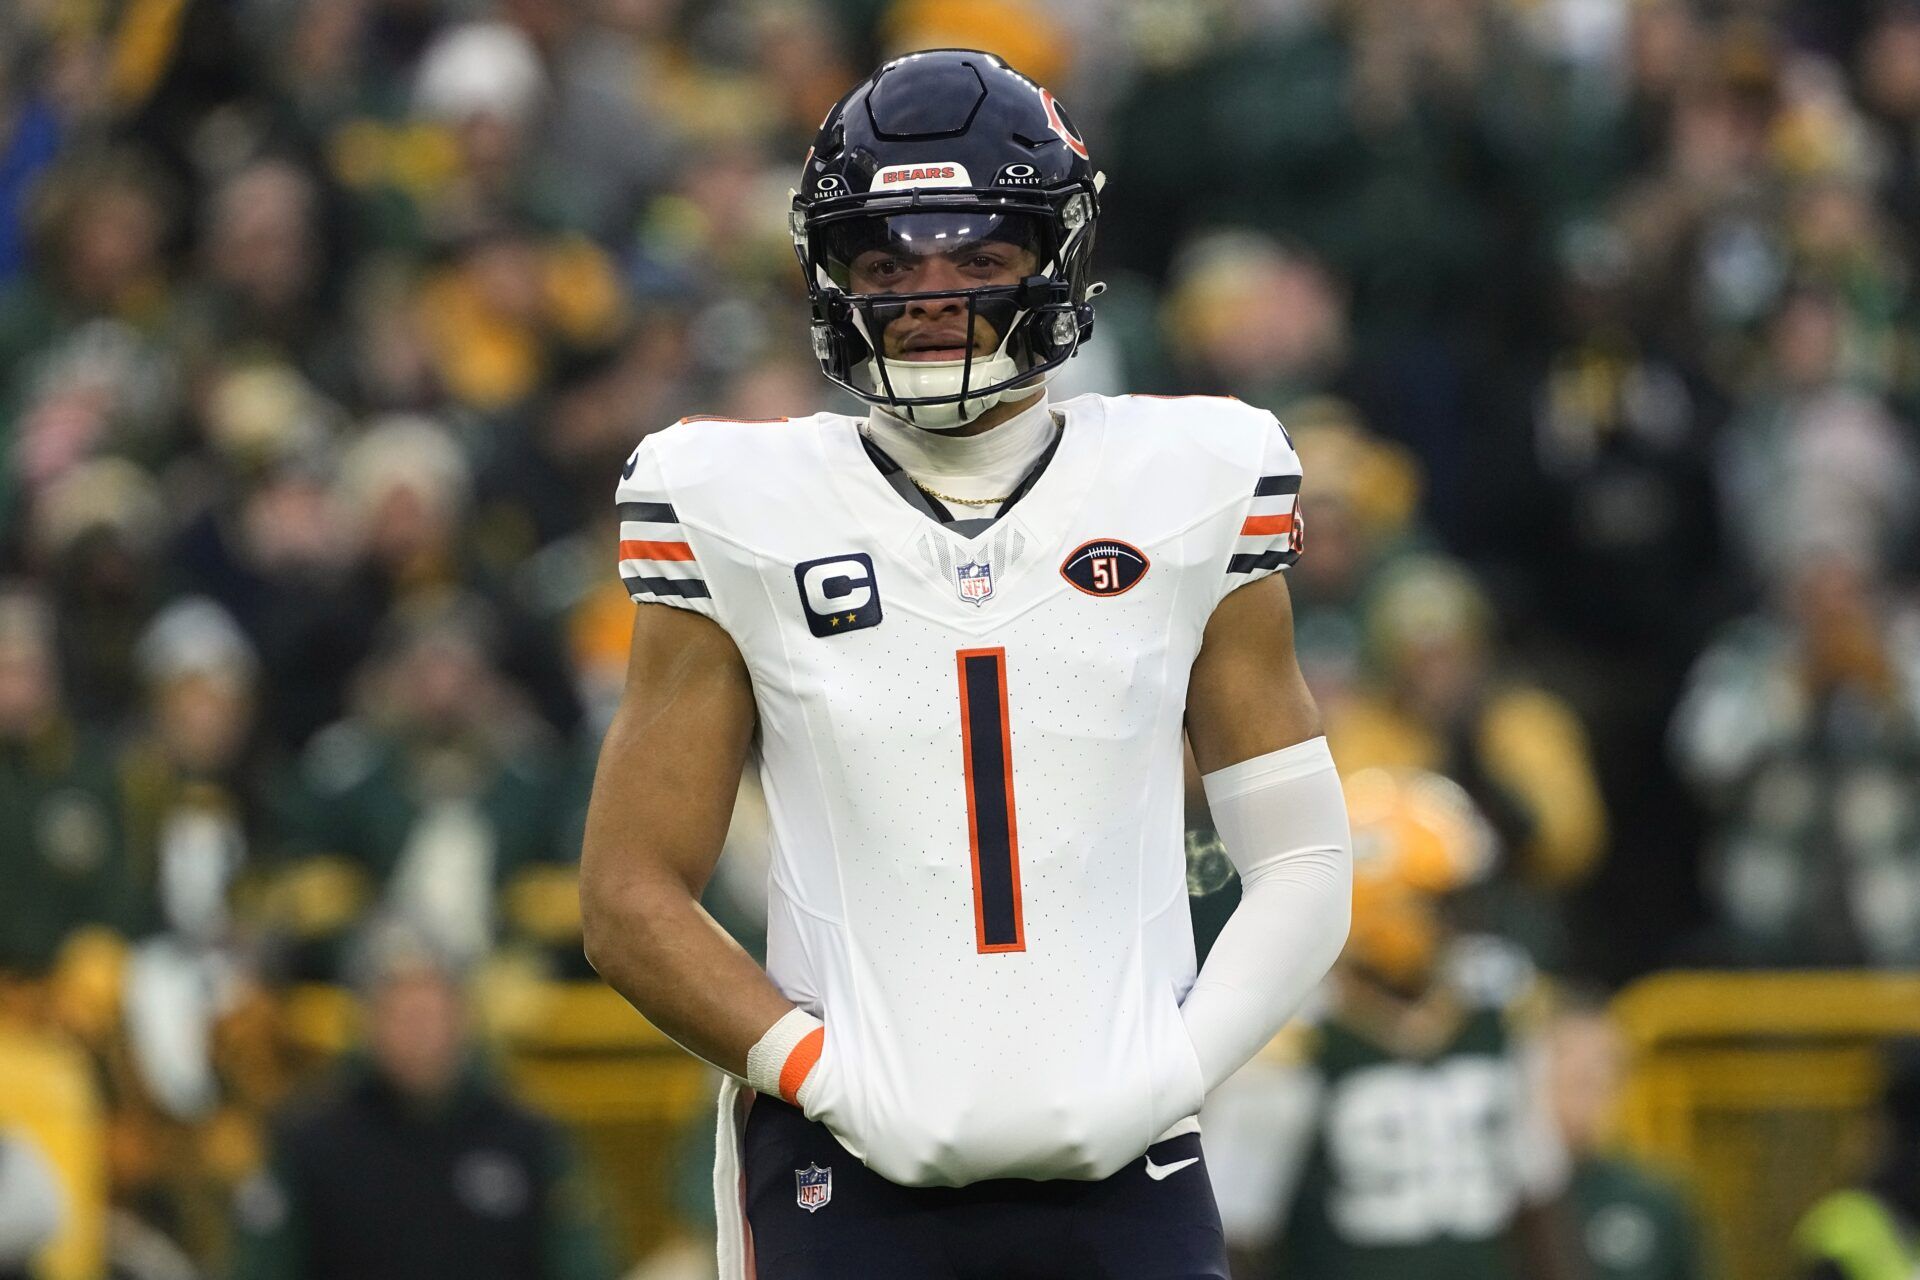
xmin=870 ymin=162 xmax=973 ymax=191
xmin=813 ymin=174 xmax=844 ymax=192
xmin=995 ymin=162 xmax=1043 ymax=186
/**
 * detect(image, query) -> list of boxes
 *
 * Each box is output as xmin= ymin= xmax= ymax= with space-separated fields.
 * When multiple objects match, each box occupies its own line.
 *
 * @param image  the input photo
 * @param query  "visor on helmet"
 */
xmin=814 ymin=211 xmax=1043 ymax=287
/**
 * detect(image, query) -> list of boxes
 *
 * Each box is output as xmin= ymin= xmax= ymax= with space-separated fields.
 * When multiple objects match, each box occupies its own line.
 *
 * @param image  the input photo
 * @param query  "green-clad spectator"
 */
xmin=230 ymin=920 xmax=616 ymax=1280
xmin=1794 ymin=1042 xmax=1920 ymax=1280
xmin=269 ymin=598 xmax=576 ymax=980
xmin=1548 ymin=999 xmax=1715 ymax=1280
xmin=121 ymin=596 xmax=273 ymax=947
xmin=1670 ymin=549 xmax=1920 ymax=966
xmin=0 ymin=588 xmax=137 ymax=978
xmin=0 ymin=151 xmax=185 ymax=534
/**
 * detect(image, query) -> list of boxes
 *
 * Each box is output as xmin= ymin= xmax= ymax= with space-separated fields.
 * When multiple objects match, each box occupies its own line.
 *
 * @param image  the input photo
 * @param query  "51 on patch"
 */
xmin=1060 ymin=539 xmax=1149 ymax=597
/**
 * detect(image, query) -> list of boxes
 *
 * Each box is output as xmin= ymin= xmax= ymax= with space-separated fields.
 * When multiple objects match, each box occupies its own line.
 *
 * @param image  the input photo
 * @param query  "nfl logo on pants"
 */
xmin=795 ymin=1164 xmax=831 ymax=1212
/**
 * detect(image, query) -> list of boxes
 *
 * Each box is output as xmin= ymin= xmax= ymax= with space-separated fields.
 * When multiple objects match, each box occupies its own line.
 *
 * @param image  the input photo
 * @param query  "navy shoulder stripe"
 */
xmin=622 ymin=574 xmax=711 ymax=599
xmin=1254 ymin=475 xmax=1302 ymax=498
xmin=1228 ymin=549 xmax=1300 ymax=575
xmin=618 ymin=501 xmax=678 ymax=523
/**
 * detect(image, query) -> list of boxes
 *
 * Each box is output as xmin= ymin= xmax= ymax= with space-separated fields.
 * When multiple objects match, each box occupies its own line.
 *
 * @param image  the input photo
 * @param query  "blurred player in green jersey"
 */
xmin=1203 ymin=766 xmax=1587 ymax=1280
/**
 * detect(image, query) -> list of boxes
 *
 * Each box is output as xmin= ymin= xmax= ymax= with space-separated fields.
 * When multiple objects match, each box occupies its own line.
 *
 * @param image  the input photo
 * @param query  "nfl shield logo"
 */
xmin=956 ymin=560 xmax=994 ymax=605
xmin=795 ymin=1164 xmax=831 ymax=1213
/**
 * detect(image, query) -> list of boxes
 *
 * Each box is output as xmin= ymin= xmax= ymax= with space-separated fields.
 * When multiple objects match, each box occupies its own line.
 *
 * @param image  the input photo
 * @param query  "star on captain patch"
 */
xmin=956 ymin=559 xmax=994 ymax=606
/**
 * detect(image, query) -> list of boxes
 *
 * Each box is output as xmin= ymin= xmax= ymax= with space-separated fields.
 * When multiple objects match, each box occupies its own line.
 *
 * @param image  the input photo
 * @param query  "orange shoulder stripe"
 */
xmin=619 ymin=539 xmax=696 ymax=562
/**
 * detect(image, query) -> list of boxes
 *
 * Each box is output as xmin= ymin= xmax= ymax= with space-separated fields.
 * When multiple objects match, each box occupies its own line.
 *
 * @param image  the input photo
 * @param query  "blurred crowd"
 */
xmin=4 ymin=0 xmax=1920 ymax=1275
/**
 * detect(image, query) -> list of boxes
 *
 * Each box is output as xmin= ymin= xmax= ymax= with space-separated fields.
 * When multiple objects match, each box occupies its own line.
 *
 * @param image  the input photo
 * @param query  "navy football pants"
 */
xmin=742 ymin=1096 xmax=1230 ymax=1279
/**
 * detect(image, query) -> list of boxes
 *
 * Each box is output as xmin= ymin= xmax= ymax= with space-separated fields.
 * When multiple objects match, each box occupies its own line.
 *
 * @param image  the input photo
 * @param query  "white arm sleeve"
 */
xmin=1182 ymin=737 xmax=1352 ymax=1093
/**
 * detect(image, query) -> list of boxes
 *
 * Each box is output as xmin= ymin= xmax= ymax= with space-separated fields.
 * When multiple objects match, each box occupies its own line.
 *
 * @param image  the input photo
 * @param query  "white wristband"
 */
xmin=745 ymin=1008 xmax=826 ymax=1107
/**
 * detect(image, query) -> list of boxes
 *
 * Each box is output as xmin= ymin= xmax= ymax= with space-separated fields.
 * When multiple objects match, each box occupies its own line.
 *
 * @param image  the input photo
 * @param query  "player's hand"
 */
xmin=1155 ymin=1015 xmax=1209 ymax=1139
xmin=811 ymin=994 xmax=1207 ymax=1187
xmin=794 ymin=1026 xmax=869 ymax=1162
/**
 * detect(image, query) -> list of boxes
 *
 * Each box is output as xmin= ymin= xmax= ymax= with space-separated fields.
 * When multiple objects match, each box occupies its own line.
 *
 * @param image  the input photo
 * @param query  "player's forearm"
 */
xmin=1181 ymin=738 xmax=1353 ymax=1093
xmin=1182 ymin=859 xmax=1350 ymax=1091
xmin=580 ymin=870 xmax=794 ymax=1078
xmin=582 ymin=603 xmax=783 ymax=1078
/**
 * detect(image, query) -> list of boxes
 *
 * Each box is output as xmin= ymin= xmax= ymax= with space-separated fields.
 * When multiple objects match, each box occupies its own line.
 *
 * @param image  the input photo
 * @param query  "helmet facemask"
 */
xmin=797 ymin=195 xmax=1099 ymax=430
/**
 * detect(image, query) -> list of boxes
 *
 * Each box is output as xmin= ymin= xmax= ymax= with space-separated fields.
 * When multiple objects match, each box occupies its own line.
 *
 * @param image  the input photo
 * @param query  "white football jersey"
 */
xmin=615 ymin=392 xmax=1303 ymax=1187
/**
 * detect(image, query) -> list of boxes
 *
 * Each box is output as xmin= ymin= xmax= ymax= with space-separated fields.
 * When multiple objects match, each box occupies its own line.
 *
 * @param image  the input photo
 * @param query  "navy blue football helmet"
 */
xmin=791 ymin=50 xmax=1103 ymax=428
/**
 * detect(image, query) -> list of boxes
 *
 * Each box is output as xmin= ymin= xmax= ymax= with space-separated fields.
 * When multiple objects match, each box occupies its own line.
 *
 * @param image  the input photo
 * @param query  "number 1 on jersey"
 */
xmin=956 ymin=648 xmax=1025 ymax=953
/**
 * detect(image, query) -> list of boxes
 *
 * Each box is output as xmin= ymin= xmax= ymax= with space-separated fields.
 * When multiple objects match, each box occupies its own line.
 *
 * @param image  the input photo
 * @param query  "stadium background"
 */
xmin=3 ymin=0 xmax=1920 ymax=1276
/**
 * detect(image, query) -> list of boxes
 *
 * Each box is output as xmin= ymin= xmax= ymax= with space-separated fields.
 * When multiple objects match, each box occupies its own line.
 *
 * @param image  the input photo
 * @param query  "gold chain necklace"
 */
xmin=900 ymin=410 xmax=1061 ymax=507
xmin=908 ymin=477 xmax=1010 ymax=506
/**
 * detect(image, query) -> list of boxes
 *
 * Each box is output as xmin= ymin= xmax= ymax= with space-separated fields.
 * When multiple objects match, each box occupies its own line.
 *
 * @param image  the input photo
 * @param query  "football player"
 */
xmin=580 ymin=50 xmax=1354 ymax=1278
xmin=1202 ymin=767 xmax=1585 ymax=1280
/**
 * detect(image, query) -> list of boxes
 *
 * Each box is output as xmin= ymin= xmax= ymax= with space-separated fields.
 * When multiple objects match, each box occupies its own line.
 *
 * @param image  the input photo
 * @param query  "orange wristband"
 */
xmin=746 ymin=1009 xmax=825 ymax=1107
xmin=777 ymin=1027 xmax=825 ymax=1105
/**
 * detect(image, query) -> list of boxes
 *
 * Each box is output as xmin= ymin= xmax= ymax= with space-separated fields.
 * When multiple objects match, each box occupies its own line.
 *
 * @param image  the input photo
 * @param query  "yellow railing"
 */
xmin=1612 ymin=972 xmax=1920 ymax=1280
xmin=492 ymin=982 xmax=711 ymax=1261
xmin=30 ymin=970 xmax=1920 ymax=1278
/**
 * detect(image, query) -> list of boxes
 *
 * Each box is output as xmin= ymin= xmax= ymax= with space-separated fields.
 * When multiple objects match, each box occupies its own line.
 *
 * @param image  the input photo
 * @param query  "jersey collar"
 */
xmin=821 ymin=393 xmax=1106 ymax=605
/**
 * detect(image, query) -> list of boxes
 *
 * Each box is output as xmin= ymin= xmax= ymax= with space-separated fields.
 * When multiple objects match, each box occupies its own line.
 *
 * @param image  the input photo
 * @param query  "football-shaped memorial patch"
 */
xmin=1060 ymin=539 xmax=1150 ymax=597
